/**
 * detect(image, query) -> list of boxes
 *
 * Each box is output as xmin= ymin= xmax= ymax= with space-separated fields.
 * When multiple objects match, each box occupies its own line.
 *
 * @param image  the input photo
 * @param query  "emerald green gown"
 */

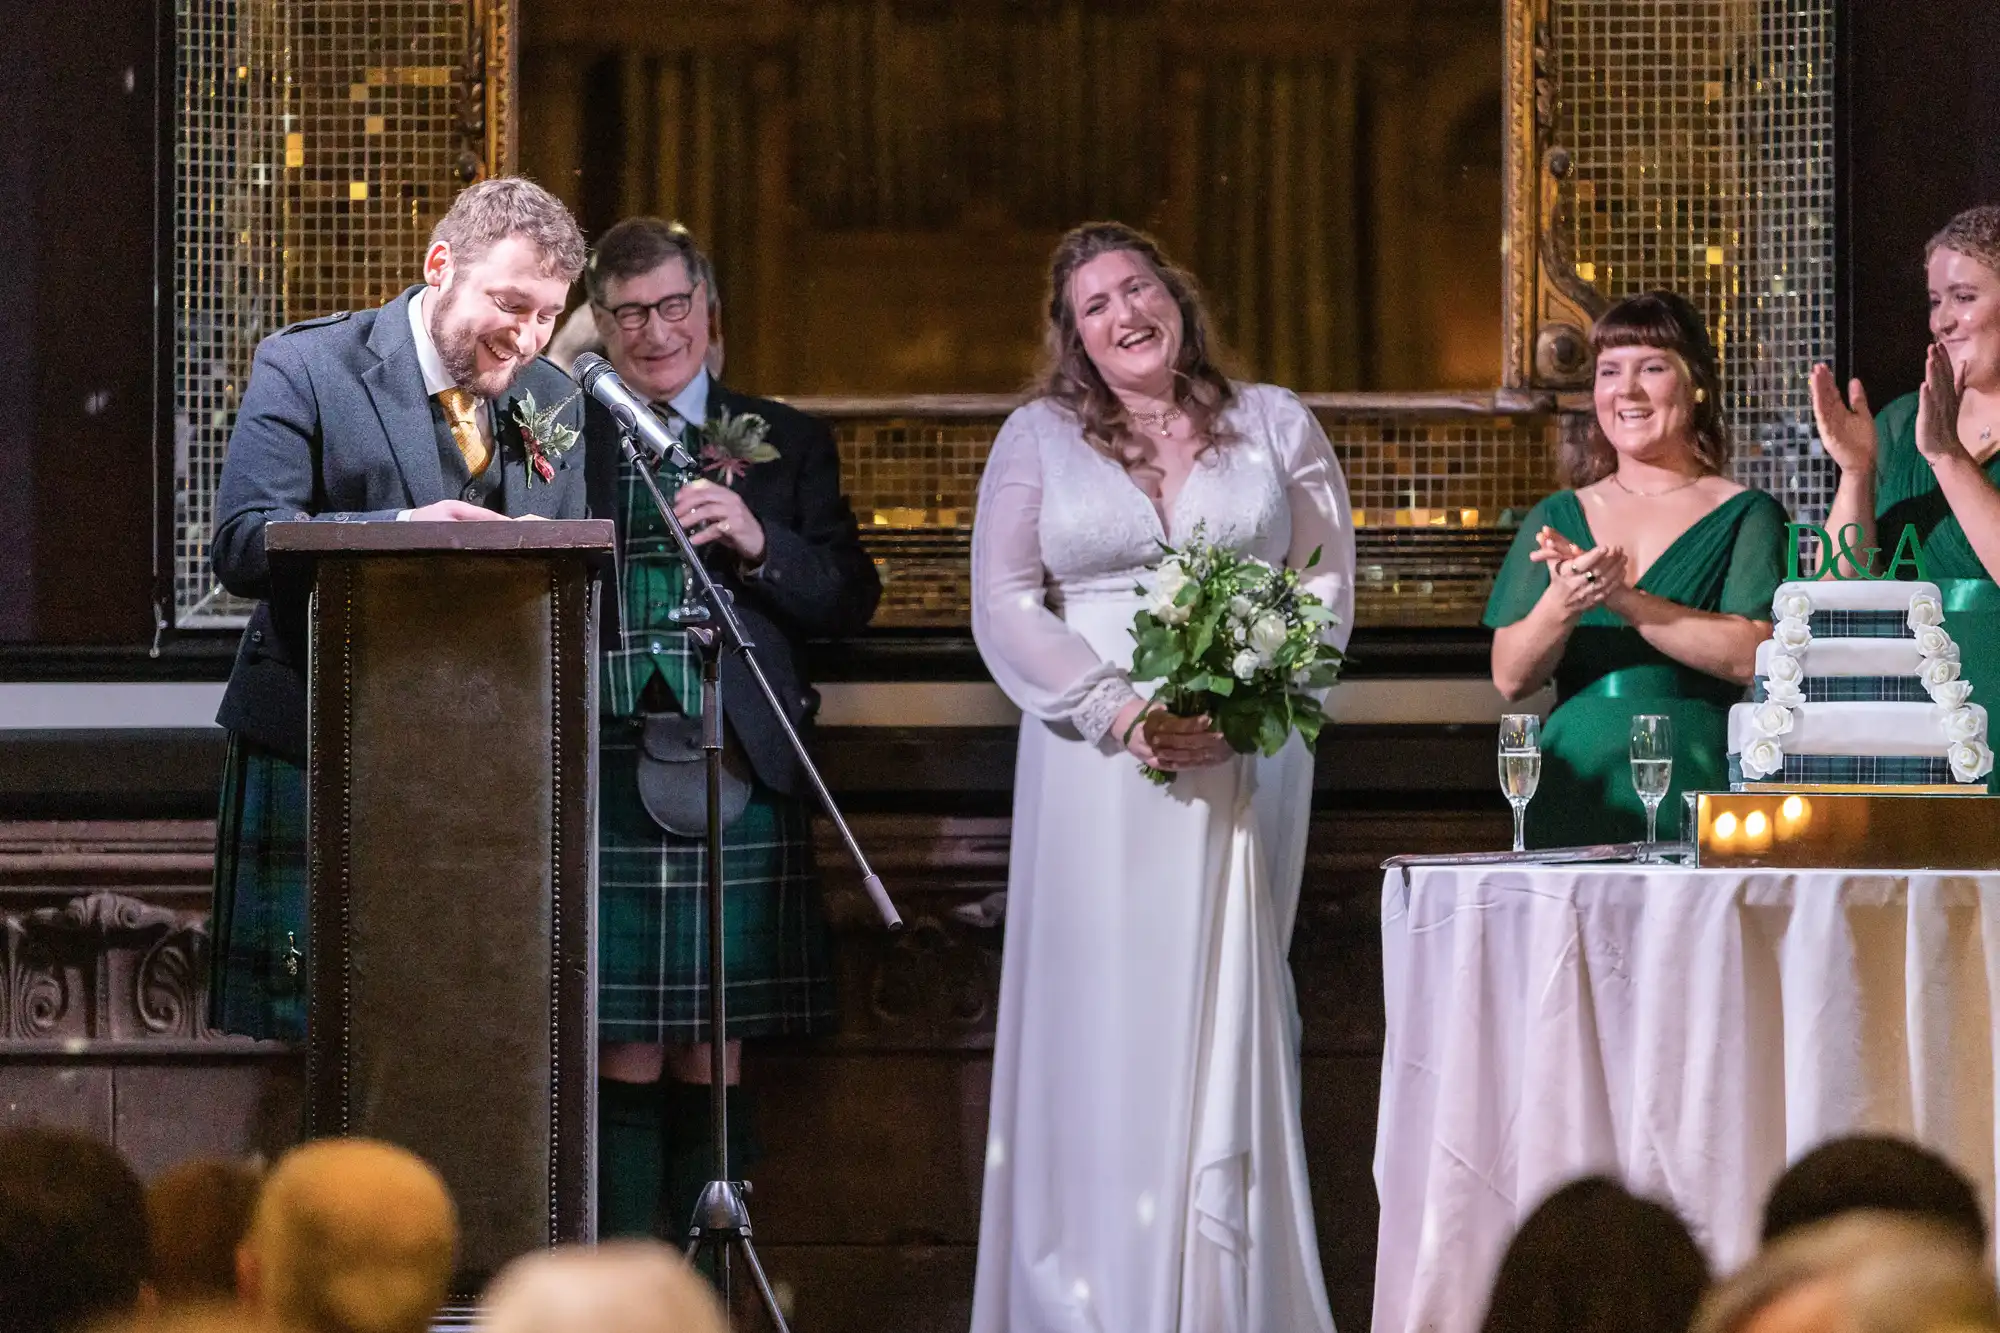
xmin=1872 ymin=392 xmax=2000 ymax=793
xmin=1484 ymin=488 xmax=1789 ymax=848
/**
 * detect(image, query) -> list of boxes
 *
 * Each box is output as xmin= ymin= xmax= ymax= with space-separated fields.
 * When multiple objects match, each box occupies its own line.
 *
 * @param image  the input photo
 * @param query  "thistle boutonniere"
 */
xmin=694 ymin=409 xmax=780 ymax=486
xmin=509 ymin=389 xmax=582 ymax=486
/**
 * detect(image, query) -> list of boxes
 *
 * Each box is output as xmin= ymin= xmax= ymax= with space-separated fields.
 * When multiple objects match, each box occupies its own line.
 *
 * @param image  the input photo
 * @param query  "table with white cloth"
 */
xmin=1372 ymin=862 xmax=2000 ymax=1333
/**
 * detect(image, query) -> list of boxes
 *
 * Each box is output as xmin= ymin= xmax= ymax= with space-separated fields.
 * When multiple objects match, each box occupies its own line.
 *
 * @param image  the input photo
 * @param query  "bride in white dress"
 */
xmin=969 ymin=222 xmax=1355 ymax=1333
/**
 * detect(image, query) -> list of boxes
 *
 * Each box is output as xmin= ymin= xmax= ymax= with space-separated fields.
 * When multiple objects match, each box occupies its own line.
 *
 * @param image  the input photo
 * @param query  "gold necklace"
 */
xmin=1128 ymin=405 xmax=1184 ymax=438
xmin=1610 ymin=471 xmax=1703 ymax=498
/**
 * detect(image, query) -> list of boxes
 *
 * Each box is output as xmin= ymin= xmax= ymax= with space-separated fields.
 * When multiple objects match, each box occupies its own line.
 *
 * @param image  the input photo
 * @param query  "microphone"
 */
xmin=572 ymin=352 xmax=698 ymax=472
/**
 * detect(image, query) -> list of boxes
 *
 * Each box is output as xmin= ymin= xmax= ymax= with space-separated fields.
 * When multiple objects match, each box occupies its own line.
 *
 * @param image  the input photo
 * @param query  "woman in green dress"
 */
xmin=1811 ymin=205 xmax=2000 ymax=793
xmin=1487 ymin=292 xmax=1788 ymax=847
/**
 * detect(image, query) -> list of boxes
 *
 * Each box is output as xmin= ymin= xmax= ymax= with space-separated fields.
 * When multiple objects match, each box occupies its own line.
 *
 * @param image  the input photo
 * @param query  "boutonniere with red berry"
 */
xmin=509 ymin=389 xmax=582 ymax=485
xmin=692 ymin=409 xmax=780 ymax=487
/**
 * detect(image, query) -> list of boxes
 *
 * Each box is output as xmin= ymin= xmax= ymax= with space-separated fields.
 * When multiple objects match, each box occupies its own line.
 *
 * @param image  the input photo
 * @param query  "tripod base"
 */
xmin=686 ymin=1179 xmax=793 ymax=1333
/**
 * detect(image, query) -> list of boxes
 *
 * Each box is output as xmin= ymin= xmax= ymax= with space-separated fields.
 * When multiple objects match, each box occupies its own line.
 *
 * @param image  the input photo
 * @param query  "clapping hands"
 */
xmin=1807 ymin=363 xmax=1877 ymax=477
xmin=1531 ymin=527 xmax=1628 ymax=619
xmin=1915 ymin=341 xmax=1976 ymax=469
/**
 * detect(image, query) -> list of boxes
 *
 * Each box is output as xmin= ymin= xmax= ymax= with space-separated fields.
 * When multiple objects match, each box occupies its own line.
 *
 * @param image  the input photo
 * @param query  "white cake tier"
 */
xmin=1771 ymin=579 xmax=1942 ymax=614
xmin=1728 ymin=701 xmax=1988 ymax=757
xmin=1754 ymin=637 xmax=1923 ymax=678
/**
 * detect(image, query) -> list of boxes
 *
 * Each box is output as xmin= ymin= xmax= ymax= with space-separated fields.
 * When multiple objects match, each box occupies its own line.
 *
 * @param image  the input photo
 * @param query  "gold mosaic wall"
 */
xmin=827 ymin=404 xmax=1560 ymax=630
xmin=1508 ymin=0 xmax=1837 ymax=516
xmin=174 ymin=0 xmax=486 ymax=627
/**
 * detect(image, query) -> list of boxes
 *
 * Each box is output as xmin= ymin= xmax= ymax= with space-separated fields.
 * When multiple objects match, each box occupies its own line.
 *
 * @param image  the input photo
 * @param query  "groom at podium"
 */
xmin=205 ymin=176 xmax=590 ymax=1042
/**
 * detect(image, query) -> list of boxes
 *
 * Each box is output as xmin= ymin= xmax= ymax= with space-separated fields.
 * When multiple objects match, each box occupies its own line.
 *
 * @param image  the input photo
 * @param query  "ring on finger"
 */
xmin=1585 ymin=570 xmax=1599 ymax=585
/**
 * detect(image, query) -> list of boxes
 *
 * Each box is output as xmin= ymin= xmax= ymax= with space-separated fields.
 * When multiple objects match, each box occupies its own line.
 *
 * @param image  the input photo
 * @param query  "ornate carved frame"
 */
xmin=1502 ymin=0 xmax=1607 ymax=391
xmin=460 ymin=0 xmax=519 ymax=180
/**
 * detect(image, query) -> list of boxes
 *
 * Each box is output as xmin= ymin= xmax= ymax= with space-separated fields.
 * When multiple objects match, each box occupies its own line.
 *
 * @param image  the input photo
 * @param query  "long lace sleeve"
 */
xmin=1266 ymin=389 xmax=1357 ymax=652
xmin=972 ymin=410 xmax=1140 ymax=743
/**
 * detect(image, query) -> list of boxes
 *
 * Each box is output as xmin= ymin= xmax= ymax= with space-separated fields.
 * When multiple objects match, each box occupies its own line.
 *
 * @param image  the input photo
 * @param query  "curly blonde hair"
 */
xmin=1926 ymin=204 xmax=2000 ymax=278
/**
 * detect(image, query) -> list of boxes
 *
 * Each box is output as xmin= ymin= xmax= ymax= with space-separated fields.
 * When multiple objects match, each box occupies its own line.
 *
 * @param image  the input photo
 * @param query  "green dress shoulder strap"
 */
xmin=1875 ymin=389 xmax=2000 ymax=580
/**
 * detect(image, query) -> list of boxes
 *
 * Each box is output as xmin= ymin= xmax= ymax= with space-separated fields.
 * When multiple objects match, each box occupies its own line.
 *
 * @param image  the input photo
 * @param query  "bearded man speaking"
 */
xmin=205 ymin=176 xmax=590 ymax=1041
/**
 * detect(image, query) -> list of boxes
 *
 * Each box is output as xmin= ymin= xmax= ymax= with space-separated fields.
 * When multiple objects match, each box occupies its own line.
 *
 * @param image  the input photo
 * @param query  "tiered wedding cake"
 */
xmin=1727 ymin=580 xmax=1996 ymax=790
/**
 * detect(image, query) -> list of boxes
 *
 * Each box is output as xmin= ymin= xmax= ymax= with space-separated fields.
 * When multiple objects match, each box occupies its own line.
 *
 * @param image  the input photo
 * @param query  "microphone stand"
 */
xmin=614 ymin=423 xmax=901 ymax=1331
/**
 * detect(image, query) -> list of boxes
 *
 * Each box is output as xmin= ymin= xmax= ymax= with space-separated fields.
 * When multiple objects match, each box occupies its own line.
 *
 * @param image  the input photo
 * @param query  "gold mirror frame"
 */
xmin=1502 ymin=0 xmax=1607 ymax=392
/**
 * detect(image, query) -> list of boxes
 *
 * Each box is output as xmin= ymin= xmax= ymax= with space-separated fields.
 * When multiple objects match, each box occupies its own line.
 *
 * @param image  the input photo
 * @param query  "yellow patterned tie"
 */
xmin=436 ymin=387 xmax=492 ymax=479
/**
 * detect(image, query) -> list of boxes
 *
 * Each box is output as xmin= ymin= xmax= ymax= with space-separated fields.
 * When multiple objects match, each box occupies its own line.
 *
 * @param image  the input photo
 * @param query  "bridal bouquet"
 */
xmin=1124 ymin=526 xmax=1346 ymax=785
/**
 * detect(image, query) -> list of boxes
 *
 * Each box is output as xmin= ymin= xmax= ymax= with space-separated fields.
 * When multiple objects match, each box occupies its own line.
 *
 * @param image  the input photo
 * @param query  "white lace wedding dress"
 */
xmin=969 ymin=384 xmax=1355 ymax=1333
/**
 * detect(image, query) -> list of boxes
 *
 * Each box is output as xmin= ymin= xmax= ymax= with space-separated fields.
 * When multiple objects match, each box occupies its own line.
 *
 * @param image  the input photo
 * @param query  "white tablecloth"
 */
xmin=1373 ymin=865 xmax=2000 ymax=1333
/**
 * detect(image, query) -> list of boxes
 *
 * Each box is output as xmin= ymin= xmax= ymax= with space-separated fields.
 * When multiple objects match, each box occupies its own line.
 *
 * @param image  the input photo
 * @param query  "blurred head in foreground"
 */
xmin=0 ymin=1126 xmax=149 ymax=1333
xmin=1694 ymin=1212 xmax=1998 ymax=1333
xmin=237 ymin=1139 xmax=457 ymax=1333
xmin=480 ymin=1241 xmax=727 ymax=1333
xmin=1480 ymin=1175 xmax=1711 ymax=1333
xmin=147 ymin=1157 xmax=265 ymax=1306
xmin=1762 ymin=1134 xmax=1987 ymax=1254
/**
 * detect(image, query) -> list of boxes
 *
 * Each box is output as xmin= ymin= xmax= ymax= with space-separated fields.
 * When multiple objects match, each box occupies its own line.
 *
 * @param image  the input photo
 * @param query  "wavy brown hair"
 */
xmin=1563 ymin=290 xmax=1730 ymax=488
xmin=1035 ymin=222 xmax=1236 ymax=464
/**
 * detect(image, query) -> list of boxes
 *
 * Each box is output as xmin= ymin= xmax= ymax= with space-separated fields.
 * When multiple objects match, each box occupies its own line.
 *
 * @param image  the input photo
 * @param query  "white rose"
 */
xmin=1291 ymin=666 xmax=1314 ymax=687
xmin=1775 ymin=589 xmax=1815 ymax=621
xmin=1950 ymin=740 xmax=1995 ymax=784
xmin=1915 ymin=625 xmax=1958 ymax=660
xmin=1749 ymin=700 xmax=1796 ymax=738
xmin=1929 ymin=679 xmax=1974 ymax=709
xmin=1774 ymin=617 xmax=1813 ymax=651
xmin=1247 ymin=611 xmax=1289 ymax=658
xmin=1152 ymin=558 xmax=1190 ymax=600
xmin=1227 ymin=594 xmax=1254 ymax=620
xmin=1763 ymin=678 xmax=1805 ymax=707
xmin=1919 ymin=656 xmax=1962 ymax=688
xmin=1907 ymin=592 xmax=1945 ymax=629
xmin=1149 ymin=592 xmax=1191 ymax=625
xmin=1937 ymin=706 xmax=1986 ymax=744
xmin=1231 ymin=648 xmax=1262 ymax=681
xmin=1765 ymin=652 xmax=1806 ymax=686
xmin=1739 ymin=737 xmax=1785 ymax=779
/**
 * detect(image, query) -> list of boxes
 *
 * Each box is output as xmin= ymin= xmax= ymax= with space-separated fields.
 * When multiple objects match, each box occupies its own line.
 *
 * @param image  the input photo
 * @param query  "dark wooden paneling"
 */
xmin=1841 ymin=0 xmax=2000 ymax=397
xmin=0 ymin=802 xmax=1506 ymax=1330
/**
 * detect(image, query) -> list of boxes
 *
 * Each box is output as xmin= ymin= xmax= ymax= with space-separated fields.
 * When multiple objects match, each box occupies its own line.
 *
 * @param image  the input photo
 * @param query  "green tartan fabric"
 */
xmin=1729 ymin=753 xmax=1955 ymax=785
xmin=1807 ymin=609 xmax=1910 ymax=639
xmin=602 ymin=435 xmax=702 ymax=719
xmin=598 ymin=723 xmax=835 ymax=1042
xmin=1752 ymin=675 xmax=1930 ymax=702
xmin=207 ymin=734 xmax=309 ymax=1042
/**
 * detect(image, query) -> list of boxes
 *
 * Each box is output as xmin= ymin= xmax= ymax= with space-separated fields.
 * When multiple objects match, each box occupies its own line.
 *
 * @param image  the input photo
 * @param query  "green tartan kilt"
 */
xmin=598 ymin=723 xmax=837 ymax=1043
xmin=207 ymin=734 xmax=309 ymax=1042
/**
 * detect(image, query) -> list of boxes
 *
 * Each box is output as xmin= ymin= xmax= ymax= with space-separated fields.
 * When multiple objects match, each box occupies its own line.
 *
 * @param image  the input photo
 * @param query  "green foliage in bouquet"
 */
xmin=1125 ymin=525 xmax=1346 ymax=784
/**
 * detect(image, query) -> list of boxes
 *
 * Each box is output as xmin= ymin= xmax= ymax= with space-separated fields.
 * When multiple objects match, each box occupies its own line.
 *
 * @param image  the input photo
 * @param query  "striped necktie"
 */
xmin=436 ymin=387 xmax=491 ymax=478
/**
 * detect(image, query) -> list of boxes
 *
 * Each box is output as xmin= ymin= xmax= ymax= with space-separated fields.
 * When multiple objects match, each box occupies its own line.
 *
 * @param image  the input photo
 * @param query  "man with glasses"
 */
xmin=578 ymin=218 xmax=880 ymax=1240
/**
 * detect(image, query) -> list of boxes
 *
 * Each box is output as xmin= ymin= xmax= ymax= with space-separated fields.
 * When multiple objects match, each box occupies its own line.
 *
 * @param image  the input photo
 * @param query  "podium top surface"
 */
xmin=266 ymin=519 xmax=614 ymax=558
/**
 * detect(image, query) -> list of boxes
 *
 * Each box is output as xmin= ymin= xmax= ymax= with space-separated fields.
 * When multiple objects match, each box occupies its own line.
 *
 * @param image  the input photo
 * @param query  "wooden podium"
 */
xmin=265 ymin=519 xmax=612 ymax=1284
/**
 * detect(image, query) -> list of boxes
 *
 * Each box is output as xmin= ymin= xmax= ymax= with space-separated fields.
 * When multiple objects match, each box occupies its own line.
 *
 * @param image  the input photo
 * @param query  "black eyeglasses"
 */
xmin=596 ymin=289 xmax=699 ymax=331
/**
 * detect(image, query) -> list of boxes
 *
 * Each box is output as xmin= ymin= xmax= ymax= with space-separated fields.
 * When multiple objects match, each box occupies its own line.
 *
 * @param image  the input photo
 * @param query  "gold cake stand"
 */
xmin=1689 ymin=788 xmax=2000 ymax=869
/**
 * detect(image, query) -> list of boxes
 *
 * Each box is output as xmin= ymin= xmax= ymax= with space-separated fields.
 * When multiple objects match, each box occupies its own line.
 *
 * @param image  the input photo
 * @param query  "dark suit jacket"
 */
xmin=211 ymin=285 xmax=589 ymax=762
xmin=584 ymin=380 xmax=881 ymax=796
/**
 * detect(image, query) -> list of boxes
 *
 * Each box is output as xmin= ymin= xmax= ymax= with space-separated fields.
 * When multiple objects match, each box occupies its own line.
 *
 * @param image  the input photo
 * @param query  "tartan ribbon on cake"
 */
xmin=1807 ymin=609 xmax=1912 ymax=639
xmin=1729 ymin=753 xmax=1954 ymax=786
xmin=1752 ymin=675 xmax=1932 ymax=703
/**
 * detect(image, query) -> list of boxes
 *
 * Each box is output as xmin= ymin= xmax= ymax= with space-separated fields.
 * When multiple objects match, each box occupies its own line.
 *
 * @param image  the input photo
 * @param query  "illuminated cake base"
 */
xmin=1688 ymin=790 xmax=2000 ymax=869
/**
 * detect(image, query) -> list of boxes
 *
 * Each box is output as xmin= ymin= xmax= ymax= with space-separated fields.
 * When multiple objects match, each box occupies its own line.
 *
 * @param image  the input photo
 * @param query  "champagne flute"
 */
xmin=1498 ymin=714 xmax=1541 ymax=853
xmin=1630 ymin=714 xmax=1674 ymax=860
